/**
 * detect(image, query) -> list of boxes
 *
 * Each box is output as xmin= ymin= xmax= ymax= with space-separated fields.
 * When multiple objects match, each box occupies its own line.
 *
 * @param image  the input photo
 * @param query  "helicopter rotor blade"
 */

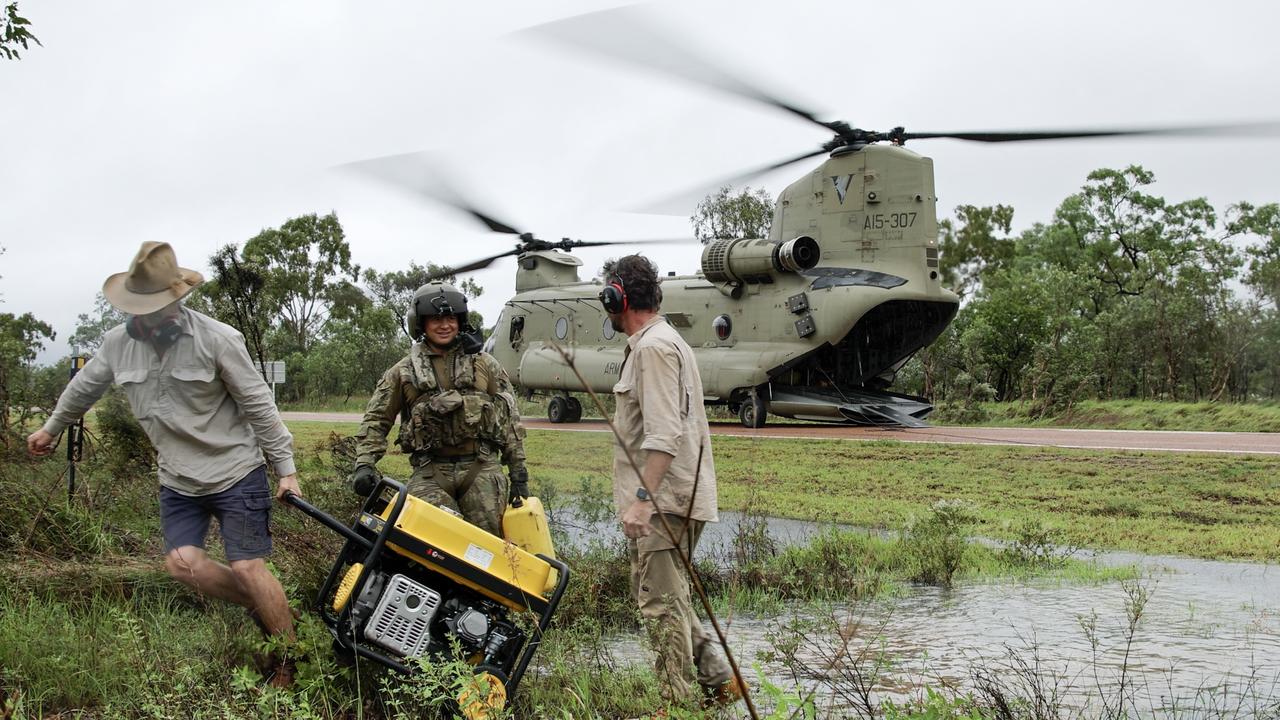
xmin=629 ymin=146 xmax=829 ymax=216
xmin=519 ymin=6 xmax=835 ymax=135
xmin=565 ymin=237 xmax=696 ymax=249
xmin=337 ymin=151 xmax=524 ymax=235
xmin=900 ymin=121 xmax=1280 ymax=143
xmin=416 ymin=249 xmax=528 ymax=284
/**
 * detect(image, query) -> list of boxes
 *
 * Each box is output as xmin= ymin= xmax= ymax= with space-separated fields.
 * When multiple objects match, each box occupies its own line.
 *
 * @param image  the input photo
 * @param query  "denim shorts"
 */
xmin=159 ymin=465 xmax=273 ymax=561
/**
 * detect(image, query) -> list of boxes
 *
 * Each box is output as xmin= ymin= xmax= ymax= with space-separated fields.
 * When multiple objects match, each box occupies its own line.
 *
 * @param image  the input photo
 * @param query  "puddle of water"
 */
xmin=552 ymin=507 xmax=1280 ymax=715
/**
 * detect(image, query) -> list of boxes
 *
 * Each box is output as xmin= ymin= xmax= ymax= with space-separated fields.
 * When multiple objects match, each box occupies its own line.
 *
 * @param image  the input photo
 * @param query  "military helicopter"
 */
xmin=350 ymin=9 xmax=1280 ymax=428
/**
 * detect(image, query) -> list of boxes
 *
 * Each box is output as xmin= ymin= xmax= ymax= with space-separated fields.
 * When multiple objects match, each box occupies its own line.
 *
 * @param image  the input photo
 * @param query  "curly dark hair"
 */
xmin=601 ymin=254 xmax=662 ymax=311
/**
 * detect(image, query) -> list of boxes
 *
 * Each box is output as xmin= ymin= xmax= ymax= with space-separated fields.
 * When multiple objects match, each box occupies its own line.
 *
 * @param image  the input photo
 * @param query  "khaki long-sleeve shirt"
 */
xmin=41 ymin=308 xmax=296 ymax=496
xmin=611 ymin=315 xmax=718 ymax=523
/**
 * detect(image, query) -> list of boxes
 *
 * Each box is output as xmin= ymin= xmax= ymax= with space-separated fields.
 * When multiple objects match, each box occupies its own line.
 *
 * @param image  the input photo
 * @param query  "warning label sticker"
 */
xmin=463 ymin=544 xmax=494 ymax=570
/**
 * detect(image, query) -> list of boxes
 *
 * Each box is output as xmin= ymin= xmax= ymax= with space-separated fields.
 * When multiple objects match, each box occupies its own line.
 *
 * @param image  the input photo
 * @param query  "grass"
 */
xmin=282 ymin=419 xmax=1280 ymax=561
xmin=935 ymin=398 xmax=1280 ymax=432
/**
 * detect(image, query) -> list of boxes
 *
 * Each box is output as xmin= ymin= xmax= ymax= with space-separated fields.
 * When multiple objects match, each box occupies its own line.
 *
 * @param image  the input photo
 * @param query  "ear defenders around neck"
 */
xmin=127 ymin=315 xmax=182 ymax=349
xmin=599 ymin=276 xmax=628 ymax=315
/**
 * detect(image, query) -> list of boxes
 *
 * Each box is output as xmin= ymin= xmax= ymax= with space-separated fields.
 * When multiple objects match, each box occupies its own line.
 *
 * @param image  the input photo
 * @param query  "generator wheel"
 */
xmin=331 ymin=563 xmax=364 ymax=612
xmin=458 ymin=665 xmax=508 ymax=720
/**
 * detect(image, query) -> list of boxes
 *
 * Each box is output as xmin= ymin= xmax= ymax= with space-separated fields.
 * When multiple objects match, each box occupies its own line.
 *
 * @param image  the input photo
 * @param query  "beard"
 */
xmin=610 ymin=315 xmax=625 ymax=334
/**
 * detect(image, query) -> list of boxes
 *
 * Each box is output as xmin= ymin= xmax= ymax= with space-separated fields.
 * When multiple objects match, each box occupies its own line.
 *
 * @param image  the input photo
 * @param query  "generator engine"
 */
xmin=344 ymin=566 xmax=524 ymax=669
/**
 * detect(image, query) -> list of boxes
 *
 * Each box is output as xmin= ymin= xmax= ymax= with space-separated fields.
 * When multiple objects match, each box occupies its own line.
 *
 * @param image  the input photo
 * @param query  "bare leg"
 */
xmin=230 ymin=557 xmax=295 ymax=640
xmin=164 ymin=546 xmax=252 ymax=607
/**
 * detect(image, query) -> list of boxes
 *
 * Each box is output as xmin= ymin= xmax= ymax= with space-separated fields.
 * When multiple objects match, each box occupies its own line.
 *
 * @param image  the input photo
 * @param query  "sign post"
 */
xmin=255 ymin=361 xmax=287 ymax=400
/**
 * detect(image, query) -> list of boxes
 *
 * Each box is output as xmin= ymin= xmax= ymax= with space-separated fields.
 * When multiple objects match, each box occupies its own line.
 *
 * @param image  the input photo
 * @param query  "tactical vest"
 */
xmin=396 ymin=347 xmax=510 ymax=457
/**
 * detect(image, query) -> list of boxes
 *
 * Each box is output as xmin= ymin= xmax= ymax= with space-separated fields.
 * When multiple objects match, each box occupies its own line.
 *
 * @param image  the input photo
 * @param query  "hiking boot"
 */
xmin=702 ymin=676 xmax=747 ymax=708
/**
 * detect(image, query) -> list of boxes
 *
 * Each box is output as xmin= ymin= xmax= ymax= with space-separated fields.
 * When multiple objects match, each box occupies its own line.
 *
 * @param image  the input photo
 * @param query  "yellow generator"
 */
xmin=286 ymin=478 xmax=569 ymax=714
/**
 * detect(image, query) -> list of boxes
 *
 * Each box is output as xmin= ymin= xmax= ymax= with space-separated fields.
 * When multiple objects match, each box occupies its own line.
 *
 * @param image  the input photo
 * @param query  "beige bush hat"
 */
xmin=102 ymin=242 xmax=204 ymax=315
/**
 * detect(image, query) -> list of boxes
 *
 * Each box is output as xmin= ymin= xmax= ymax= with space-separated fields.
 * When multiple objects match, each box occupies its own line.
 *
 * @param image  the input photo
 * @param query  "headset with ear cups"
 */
xmin=598 ymin=275 xmax=628 ymax=315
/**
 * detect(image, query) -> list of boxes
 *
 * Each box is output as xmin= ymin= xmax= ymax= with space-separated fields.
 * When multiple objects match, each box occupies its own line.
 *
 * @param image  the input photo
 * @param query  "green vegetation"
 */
xmin=515 ymin=426 xmax=1280 ymax=561
xmin=934 ymin=398 xmax=1280 ymax=432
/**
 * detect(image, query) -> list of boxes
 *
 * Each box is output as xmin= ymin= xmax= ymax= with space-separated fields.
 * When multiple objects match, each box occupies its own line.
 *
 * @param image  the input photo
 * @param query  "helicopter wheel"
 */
xmin=547 ymin=396 xmax=568 ymax=423
xmin=565 ymin=396 xmax=583 ymax=423
xmin=739 ymin=394 xmax=767 ymax=428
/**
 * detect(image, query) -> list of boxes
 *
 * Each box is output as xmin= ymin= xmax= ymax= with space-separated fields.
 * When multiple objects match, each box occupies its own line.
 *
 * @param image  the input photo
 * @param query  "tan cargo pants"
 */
xmin=629 ymin=513 xmax=733 ymax=706
xmin=407 ymin=454 xmax=508 ymax=537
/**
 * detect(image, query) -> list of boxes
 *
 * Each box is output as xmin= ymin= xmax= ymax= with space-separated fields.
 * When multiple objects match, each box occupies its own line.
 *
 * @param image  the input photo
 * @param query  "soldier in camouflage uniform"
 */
xmin=351 ymin=282 xmax=528 ymax=536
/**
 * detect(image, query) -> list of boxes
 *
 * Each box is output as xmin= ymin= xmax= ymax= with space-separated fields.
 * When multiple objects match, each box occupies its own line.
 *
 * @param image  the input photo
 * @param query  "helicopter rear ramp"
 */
xmin=766 ymin=386 xmax=932 ymax=427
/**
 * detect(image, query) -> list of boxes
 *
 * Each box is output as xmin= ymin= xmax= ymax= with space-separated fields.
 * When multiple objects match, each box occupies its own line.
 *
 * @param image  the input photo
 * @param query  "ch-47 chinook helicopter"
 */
xmin=351 ymin=9 xmax=1280 ymax=429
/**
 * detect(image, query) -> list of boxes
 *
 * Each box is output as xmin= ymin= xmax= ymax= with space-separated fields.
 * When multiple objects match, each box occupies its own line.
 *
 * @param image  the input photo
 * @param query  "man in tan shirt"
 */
xmin=27 ymin=242 xmax=301 ymax=686
xmin=600 ymin=254 xmax=742 ymax=710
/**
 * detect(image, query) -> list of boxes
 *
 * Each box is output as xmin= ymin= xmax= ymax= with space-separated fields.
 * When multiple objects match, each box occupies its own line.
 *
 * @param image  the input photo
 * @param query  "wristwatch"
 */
xmin=635 ymin=486 xmax=652 ymax=502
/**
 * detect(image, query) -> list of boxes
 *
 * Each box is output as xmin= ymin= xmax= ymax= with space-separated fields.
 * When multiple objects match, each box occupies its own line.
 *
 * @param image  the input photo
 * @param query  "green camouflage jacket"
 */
xmin=354 ymin=342 xmax=526 ymax=470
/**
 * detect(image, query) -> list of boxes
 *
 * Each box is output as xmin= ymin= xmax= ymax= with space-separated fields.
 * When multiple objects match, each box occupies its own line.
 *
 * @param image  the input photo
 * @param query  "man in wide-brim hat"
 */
xmin=28 ymin=241 xmax=303 ymax=687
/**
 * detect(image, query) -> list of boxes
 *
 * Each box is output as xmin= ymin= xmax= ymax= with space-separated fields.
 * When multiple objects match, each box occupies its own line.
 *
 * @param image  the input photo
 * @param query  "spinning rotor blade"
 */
xmin=338 ymin=151 xmax=523 ymax=235
xmin=631 ymin=147 xmax=829 ymax=215
xmin=417 ymin=249 xmax=526 ymax=284
xmin=899 ymin=121 xmax=1280 ymax=143
xmin=520 ymin=6 xmax=834 ymax=134
xmin=423 ymin=238 xmax=693 ymax=284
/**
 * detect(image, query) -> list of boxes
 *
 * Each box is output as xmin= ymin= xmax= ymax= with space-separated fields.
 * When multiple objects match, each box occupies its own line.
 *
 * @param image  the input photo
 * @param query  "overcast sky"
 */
xmin=4 ymin=0 xmax=1280 ymax=363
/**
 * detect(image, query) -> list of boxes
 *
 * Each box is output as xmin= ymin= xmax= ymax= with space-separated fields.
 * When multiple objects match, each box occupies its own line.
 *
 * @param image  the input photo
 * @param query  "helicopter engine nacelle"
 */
xmin=700 ymin=236 xmax=820 ymax=285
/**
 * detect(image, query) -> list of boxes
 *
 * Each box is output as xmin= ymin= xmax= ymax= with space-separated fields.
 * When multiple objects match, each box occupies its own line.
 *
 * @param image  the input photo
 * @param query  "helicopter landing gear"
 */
xmin=547 ymin=395 xmax=582 ymax=423
xmin=565 ymin=396 xmax=582 ymax=423
xmin=739 ymin=390 xmax=767 ymax=428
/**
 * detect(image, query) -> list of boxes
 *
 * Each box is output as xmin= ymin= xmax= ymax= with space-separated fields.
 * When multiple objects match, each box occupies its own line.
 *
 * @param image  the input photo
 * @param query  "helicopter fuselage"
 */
xmin=485 ymin=144 xmax=959 ymax=426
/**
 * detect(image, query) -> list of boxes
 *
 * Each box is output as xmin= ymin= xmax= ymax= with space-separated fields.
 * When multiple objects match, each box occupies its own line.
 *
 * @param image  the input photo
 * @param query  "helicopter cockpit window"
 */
xmin=509 ymin=315 xmax=525 ymax=345
xmin=713 ymin=314 xmax=732 ymax=341
xmin=602 ymin=316 xmax=616 ymax=340
xmin=554 ymin=316 xmax=569 ymax=340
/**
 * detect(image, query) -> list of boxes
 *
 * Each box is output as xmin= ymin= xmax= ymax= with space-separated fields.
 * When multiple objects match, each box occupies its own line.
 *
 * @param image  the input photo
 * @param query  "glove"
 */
xmin=508 ymin=465 xmax=530 ymax=504
xmin=351 ymin=465 xmax=378 ymax=497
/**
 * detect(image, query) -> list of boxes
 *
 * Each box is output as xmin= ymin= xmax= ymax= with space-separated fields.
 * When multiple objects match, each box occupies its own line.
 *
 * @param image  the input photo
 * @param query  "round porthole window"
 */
xmin=713 ymin=314 xmax=732 ymax=341
xmin=602 ymin=316 xmax=616 ymax=340
xmin=554 ymin=316 xmax=569 ymax=340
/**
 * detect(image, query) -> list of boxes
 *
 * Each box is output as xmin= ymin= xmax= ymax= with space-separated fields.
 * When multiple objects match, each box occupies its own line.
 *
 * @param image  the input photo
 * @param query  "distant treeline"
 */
xmin=896 ymin=166 xmax=1280 ymax=416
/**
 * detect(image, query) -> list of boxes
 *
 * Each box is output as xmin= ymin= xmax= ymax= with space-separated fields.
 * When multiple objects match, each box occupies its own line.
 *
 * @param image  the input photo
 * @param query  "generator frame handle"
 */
xmin=283 ymin=478 xmax=414 ymax=670
xmin=505 ymin=553 xmax=570 ymax=695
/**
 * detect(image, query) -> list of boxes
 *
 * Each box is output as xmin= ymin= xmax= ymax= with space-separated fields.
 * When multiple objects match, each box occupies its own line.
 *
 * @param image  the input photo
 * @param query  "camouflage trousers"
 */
xmin=628 ymin=514 xmax=733 ymax=707
xmin=407 ymin=454 xmax=508 ymax=537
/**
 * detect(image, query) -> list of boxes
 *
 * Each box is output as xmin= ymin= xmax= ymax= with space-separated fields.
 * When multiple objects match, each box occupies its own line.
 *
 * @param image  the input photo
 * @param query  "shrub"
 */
xmin=902 ymin=500 xmax=977 ymax=587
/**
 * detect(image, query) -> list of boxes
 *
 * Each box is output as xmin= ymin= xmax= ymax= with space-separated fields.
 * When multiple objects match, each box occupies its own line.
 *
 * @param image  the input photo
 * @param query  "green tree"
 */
xmin=1231 ymin=202 xmax=1280 ymax=307
xmin=195 ymin=245 xmax=272 ymax=379
xmin=304 ymin=305 xmax=407 ymax=401
xmin=243 ymin=212 xmax=360 ymax=354
xmin=69 ymin=293 xmax=127 ymax=354
xmin=362 ymin=263 xmax=485 ymax=332
xmin=1 ymin=3 xmax=40 ymax=61
xmin=0 ymin=312 xmax=54 ymax=444
xmin=937 ymin=204 xmax=1016 ymax=298
xmin=690 ymin=185 xmax=774 ymax=243
xmin=1027 ymin=166 xmax=1218 ymax=314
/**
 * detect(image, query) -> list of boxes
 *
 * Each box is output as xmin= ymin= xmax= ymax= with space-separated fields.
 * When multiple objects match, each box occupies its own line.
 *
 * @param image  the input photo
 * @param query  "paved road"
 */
xmin=281 ymin=412 xmax=1280 ymax=455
